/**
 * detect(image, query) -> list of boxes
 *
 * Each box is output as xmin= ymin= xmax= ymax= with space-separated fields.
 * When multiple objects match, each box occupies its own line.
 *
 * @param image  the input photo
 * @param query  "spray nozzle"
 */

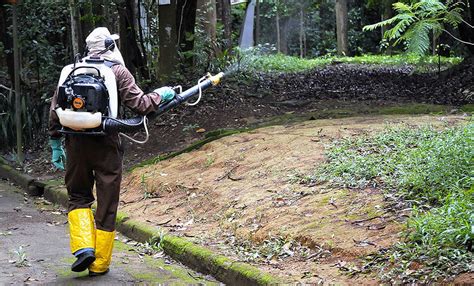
xmin=209 ymin=72 xmax=225 ymax=86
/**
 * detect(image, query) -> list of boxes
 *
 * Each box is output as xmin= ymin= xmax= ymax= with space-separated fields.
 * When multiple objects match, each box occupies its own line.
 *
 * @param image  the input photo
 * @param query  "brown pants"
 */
xmin=65 ymin=134 xmax=123 ymax=232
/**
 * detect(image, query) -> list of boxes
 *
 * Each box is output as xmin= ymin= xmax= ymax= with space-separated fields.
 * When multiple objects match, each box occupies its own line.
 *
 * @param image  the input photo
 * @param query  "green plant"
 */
xmin=240 ymin=52 xmax=461 ymax=74
xmin=148 ymin=230 xmax=166 ymax=252
xmin=314 ymin=121 xmax=473 ymax=282
xmin=363 ymin=0 xmax=466 ymax=55
xmin=204 ymin=155 xmax=215 ymax=168
xmin=141 ymin=174 xmax=151 ymax=199
xmin=182 ymin=124 xmax=200 ymax=132
xmin=12 ymin=246 xmax=30 ymax=267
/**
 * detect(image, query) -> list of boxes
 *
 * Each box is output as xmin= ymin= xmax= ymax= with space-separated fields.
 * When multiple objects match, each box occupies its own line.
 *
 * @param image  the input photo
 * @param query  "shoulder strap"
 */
xmin=104 ymin=60 xmax=120 ymax=68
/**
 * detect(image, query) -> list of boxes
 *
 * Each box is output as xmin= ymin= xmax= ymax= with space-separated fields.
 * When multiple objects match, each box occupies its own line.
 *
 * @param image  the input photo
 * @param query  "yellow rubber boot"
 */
xmin=68 ymin=208 xmax=96 ymax=272
xmin=89 ymin=229 xmax=115 ymax=276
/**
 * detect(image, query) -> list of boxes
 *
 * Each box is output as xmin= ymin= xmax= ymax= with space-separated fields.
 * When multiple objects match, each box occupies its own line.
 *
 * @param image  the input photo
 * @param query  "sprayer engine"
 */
xmin=55 ymin=57 xmax=120 ymax=134
xmin=57 ymin=74 xmax=109 ymax=114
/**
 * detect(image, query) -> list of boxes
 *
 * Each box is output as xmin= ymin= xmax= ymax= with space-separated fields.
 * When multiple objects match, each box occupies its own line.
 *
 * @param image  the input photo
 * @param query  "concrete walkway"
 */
xmin=0 ymin=179 xmax=218 ymax=285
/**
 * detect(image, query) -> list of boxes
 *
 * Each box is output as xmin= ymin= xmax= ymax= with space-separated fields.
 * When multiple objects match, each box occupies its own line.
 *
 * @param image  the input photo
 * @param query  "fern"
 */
xmin=363 ymin=0 xmax=466 ymax=56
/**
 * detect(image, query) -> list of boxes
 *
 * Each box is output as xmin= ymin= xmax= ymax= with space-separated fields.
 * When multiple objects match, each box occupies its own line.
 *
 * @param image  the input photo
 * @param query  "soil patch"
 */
xmin=119 ymin=114 xmax=469 ymax=284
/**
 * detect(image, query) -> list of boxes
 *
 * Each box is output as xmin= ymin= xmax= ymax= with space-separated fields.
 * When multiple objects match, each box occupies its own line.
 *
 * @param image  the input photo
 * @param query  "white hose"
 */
xmin=185 ymin=75 xmax=207 ymax=106
xmin=119 ymin=116 xmax=149 ymax=144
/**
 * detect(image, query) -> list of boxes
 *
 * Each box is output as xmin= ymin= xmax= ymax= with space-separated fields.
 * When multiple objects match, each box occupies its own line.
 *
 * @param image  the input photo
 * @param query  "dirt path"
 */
xmin=0 ymin=180 xmax=217 ymax=285
xmin=119 ymin=114 xmax=470 ymax=284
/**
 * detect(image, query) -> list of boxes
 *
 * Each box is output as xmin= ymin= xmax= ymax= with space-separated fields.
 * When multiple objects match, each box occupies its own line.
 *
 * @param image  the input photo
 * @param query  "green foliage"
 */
xmin=316 ymin=123 xmax=472 ymax=203
xmin=1 ymin=1 xmax=70 ymax=151
xmin=241 ymin=52 xmax=461 ymax=73
xmin=363 ymin=0 xmax=465 ymax=55
xmin=409 ymin=188 xmax=473 ymax=249
xmin=315 ymin=122 xmax=474 ymax=281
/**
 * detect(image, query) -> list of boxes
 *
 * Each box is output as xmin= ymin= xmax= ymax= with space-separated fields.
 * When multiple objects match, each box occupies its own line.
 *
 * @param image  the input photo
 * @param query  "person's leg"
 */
xmin=65 ymin=136 xmax=96 ymax=272
xmin=88 ymin=135 xmax=123 ymax=275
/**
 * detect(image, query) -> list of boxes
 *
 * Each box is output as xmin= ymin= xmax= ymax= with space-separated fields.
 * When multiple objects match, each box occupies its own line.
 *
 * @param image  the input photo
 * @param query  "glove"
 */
xmin=49 ymin=138 xmax=66 ymax=170
xmin=154 ymin=86 xmax=176 ymax=103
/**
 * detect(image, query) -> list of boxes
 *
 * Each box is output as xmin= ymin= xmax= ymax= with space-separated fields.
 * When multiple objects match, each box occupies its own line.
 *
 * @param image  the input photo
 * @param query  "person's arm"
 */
xmin=112 ymin=65 xmax=163 ymax=115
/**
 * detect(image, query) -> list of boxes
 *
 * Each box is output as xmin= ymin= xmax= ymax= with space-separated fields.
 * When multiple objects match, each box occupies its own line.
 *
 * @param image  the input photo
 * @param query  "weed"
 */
xmin=141 ymin=174 xmax=150 ymax=199
xmin=204 ymin=155 xmax=215 ymax=168
xmin=314 ymin=121 xmax=473 ymax=282
xmin=232 ymin=236 xmax=312 ymax=263
xmin=182 ymin=124 xmax=200 ymax=132
xmin=148 ymin=230 xmax=166 ymax=252
xmin=11 ymin=246 xmax=30 ymax=267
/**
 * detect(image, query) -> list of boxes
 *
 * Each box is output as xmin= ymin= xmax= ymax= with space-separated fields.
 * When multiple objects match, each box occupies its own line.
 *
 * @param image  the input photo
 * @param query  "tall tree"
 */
xmin=299 ymin=5 xmax=306 ymax=58
xmin=118 ymin=0 xmax=149 ymax=80
xmin=196 ymin=0 xmax=218 ymax=55
xmin=0 ymin=1 xmax=14 ymax=85
xmin=220 ymin=0 xmax=232 ymax=50
xmin=158 ymin=1 xmax=178 ymax=79
xmin=255 ymin=0 xmax=260 ymax=45
xmin=176 ymin=0 xmax=197 ymax=60
xmin=69 ymin=0 xmax=82 ymax=57
xmin=335 ymin=0 xmax=349 ymax=55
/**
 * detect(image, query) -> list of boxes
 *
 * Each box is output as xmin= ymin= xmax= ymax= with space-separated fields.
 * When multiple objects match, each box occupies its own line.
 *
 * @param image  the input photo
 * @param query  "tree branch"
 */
xmin=461 ymin=18 xmax=474 ymax=29
xmin=0 ymin=84 xmax=13 ymax=92
xmin=443 ymin=29 xmax=474 ymax=45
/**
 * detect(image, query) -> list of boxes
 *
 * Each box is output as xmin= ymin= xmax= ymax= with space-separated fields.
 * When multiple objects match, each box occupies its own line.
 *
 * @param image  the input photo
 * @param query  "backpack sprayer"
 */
xmin=103 ymin=72 xmax=224 ymax=132
xmin=102 ymin=72 xmax=225 ymax=143
xmin=55 ymin=56 xmax=225 ymax=144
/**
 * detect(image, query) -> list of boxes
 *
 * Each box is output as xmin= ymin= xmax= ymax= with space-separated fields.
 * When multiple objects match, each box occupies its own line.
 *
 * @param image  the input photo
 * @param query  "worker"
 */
xmin=48 ymin=27 xmax=175 ymax=276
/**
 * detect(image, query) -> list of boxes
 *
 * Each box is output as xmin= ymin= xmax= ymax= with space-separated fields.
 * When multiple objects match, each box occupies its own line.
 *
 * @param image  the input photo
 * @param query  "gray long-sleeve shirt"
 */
xmin=49 ymin=64 xmax=161 ymax=138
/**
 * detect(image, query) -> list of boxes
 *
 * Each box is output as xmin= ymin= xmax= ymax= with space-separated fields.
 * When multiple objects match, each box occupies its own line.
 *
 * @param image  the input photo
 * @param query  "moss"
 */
xmin=162 ymin=235 xmax=192 ymax=257
xmin=129 ymin=271 xmax=163 ymax=282
xmin=143 ymin=256 xmax=213 ymax=284
xmin=113 ymin=240 xmax=134 ymax=252
xmin=55 ymin=257 xmax=84 ymax=278
xmin=460 ymin=104 xmax=474 ymax=113
xmin=115 ymin=210 xmax=130 ymax=224
xmin=378 ymin=104 xmax=447 ymax=115
xmin=228 ymin=262 xmax=281 ymax=285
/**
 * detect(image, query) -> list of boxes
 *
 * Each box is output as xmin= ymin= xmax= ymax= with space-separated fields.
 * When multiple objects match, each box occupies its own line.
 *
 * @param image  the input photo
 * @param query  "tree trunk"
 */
xmin=158 ymin=0 xmax=178 ymax=80
xmin=137 ymin=0 xmax=150 ymax=79
xmin=118 ymin=0 xmax=149 ymax=80
xmin=335 ymin=0 xmax=349 ymax=56
xmin=196 ymin=0 xmax=218 ymax=55
xmin=276 ymin=10 xmax=280 ymax=53
xmin=220 ymin=0 xmax=231 ymax=51
xmin=0 ymin=2 xmax=14 ymax=84
xmin=380 ymin=0 xmax=393 ymax=38
xmin=176 ymin=0 xmax=197 ymax=65
xmin=299 ymin=7 xmax=304 ymax=58
xmin=12 ymin=3 xmax=23 ymax=163
xmin=69 ymin=0 xmax=82 ymax=58
xmin=280 ymin=17 xmax=288 ymax=54
xmin=255 ymin=0 xmax=260 ymax=45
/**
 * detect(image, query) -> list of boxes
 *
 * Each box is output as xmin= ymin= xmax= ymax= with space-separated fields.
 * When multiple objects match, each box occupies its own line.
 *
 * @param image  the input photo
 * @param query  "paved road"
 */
xmin=0 ymin=179 xmax=218 ymax=285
